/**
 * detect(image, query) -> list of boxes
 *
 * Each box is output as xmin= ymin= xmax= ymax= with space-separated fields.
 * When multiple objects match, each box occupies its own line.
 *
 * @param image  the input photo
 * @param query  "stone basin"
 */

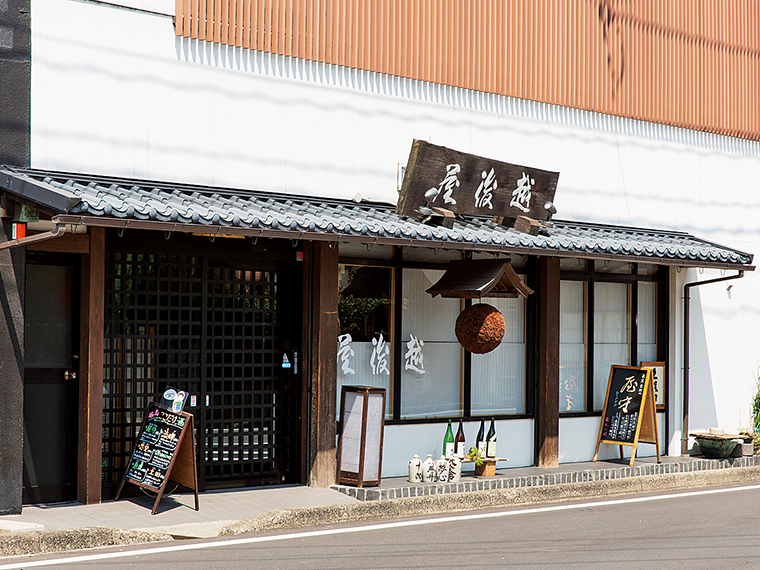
xmin=695 ymin=437 xmax=738 ymax=459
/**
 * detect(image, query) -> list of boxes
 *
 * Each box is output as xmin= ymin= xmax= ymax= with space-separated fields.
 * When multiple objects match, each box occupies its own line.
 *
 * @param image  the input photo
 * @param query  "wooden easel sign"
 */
xmin=116 ymin=402 xmax=199 ymax=515
xmin=593 ymin=365 xmax=660 ymax=467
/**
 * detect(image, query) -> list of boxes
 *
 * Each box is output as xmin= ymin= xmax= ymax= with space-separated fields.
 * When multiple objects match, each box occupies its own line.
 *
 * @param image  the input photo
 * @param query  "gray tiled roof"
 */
xmin=0 ymin=167 xmax=753 ymax=269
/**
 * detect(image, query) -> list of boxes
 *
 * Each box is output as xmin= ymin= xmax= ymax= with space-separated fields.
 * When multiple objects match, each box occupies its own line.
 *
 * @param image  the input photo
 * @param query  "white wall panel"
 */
xmin=559 ymin=415 xmax=665 ymax=463
xmin=382 ymin=420 xmax=533 ymax=478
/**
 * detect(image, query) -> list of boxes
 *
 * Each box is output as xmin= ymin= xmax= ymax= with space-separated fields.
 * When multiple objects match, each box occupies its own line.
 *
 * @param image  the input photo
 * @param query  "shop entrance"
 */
xmin=101 ymin=239 xmax=301 ymax=496
xmin=23 ymin=253 xmax=79 ymax=504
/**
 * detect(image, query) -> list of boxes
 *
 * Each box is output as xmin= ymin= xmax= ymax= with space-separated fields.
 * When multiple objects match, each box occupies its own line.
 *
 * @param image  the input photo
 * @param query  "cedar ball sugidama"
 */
xmin=454 ymin=303 xmax=505 ymax=354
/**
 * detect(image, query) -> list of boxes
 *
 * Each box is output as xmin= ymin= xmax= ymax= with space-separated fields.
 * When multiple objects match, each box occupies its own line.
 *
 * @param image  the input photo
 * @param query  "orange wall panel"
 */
xmin=176 ymin=0 xmax=760 ymax=141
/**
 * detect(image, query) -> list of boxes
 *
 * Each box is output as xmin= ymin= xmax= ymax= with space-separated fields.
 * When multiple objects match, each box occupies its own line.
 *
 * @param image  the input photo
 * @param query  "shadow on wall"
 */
xmin=687 ymin=286 xmax=719 ymax=446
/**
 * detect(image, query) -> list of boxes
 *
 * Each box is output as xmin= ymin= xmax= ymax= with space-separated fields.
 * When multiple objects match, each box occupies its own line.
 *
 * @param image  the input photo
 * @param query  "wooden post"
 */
xmin=303 ymin=241 xmax=339 ymax=488
xmin=78 ymin=227 xmax=105 ymax=504
xmin=537 ymin=256 xmax=560 ymax=468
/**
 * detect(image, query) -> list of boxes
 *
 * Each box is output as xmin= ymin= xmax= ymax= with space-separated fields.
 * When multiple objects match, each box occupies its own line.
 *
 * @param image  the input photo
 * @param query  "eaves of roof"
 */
xmin=0 ymin=169 xmax=82 ymax=213
xmin=0 ymin=167 xmax=754 ymax=271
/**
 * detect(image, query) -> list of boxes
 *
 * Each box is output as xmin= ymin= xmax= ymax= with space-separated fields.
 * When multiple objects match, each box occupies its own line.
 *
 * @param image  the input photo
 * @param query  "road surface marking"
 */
xmin=2 ymin=483 xmax=760 ymax=569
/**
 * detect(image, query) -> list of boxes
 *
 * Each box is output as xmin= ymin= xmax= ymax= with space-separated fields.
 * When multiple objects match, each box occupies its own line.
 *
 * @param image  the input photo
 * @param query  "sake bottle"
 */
xmin=436 ymin=455 xmax=449 ymax=482
xmin=454 ymin=419 xmax=466 ymax=459
xmin=443 ymin=419 xmax=455 ymax=458
xmin=448 ymin=455 xmax=462 ymax=483
xmin=408 ymin=454 xmax=423 ymax=483
xmin=422 ymin=454 xmax=436 ymax=483
xmin=476 ymin=418 xmax=487 ymax=458
xmin=486 ymin=418 xmax=497 ymax=458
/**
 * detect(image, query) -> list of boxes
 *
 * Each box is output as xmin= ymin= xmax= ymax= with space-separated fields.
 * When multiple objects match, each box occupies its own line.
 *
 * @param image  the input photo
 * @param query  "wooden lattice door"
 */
xmin=103 ymin=248 xmax=299 ymax=494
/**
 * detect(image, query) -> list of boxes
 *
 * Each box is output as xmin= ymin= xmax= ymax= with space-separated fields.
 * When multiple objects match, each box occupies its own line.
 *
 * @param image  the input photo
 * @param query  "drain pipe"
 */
xmin=0 ymin=224 xmax=66 ymax=251
xmin=682 ymin=270 xmax=746 ymax=455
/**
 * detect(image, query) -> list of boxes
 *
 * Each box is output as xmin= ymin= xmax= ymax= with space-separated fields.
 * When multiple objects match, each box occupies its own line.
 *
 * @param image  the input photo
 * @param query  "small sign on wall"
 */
xmin=11 ymin=222 xmax=25 ymax=239
xmin=640 ymin=361 xmax=666 ymax=409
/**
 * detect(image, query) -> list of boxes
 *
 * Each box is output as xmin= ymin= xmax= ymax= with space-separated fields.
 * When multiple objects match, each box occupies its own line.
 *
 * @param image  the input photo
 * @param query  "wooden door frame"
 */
xmin=28 ymin=229 xmax=104 ymax=504
xmin=301 ymin=241 xmax=339 ymax=488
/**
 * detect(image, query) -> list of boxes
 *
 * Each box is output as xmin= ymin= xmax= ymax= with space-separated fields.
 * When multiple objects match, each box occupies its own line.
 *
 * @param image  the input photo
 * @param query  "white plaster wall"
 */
xmin=30 ymin=0 xmax=760 ymax=466
xmin=559 ymin=414 xmax=665 ymax=463
xmin=382 ymin=420 xmax=534 ymax=478
xmin=680 ymin=268 xmax=759 ymax=443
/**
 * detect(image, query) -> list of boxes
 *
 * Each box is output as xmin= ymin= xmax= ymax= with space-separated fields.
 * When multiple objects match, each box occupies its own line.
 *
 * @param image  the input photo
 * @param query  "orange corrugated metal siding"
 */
xmin=176 ymin=0 xmax=760 ymax=141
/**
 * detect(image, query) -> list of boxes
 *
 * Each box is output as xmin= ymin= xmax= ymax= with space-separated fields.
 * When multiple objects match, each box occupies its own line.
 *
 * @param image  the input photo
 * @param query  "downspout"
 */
xmin=0 ymin=225 xmax=66 ymax=251
xmin=682 ymin=270 xmax=745 ymax=455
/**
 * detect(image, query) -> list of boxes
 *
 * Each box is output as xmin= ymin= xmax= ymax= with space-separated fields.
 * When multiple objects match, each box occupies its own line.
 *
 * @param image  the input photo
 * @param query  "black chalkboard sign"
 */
xmin=126 ymin=406 xmax=185 ymax=489
xmin=115 ymin=402 xmax=199 ymax=514
xmin=593 ymin=366 xmax=660 ymax=466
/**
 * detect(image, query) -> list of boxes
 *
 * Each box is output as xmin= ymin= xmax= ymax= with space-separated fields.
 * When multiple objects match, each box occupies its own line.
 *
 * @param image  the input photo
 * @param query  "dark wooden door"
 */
xmin=23 ymin=254 xmax=79 ymax=504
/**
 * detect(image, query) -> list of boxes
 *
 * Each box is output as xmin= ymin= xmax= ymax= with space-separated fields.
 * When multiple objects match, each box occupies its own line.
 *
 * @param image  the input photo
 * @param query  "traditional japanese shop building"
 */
xmin=0 ymin=1 xmax=759 ymax=512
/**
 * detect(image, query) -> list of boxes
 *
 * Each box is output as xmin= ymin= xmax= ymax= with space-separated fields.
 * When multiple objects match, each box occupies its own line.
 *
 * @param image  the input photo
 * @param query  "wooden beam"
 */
xmin=303 ymin=241 xmax=339 ymax=488
xmin=77 ymin=227 xmax=104 ymax=504
xmin=513 ymin=216 xmax=542 ymax=236
xmin=27 ymin=233 xmax=89 ymax=254
xmin=537 ymin=256 xmax=560 ymax=468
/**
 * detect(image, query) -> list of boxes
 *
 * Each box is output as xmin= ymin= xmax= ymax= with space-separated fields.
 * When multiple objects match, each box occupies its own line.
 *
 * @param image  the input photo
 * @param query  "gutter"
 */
xmin=0 ymin=225 xmax=66 ymax=251
xmin=53 ymin=214 xmax=756 ymax=272
xmin=681 ymin=270 xmax=746 ymax=455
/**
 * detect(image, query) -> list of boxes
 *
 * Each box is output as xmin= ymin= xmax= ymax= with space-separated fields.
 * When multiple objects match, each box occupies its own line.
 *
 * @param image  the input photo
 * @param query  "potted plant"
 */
xmin=466 ymin=446 xmax=496 ymax=476
xmin=749 ymin=369 xmax=760 ymax=454
xmin=465 ymin=446 xmax=484 ymax=467
xmin=753 ymin=371 xmax=760 ymax=434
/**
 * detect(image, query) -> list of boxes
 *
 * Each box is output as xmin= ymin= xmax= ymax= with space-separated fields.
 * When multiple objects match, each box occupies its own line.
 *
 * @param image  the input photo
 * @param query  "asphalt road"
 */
xmin=5 ymin=483 xmax=760 ymax=570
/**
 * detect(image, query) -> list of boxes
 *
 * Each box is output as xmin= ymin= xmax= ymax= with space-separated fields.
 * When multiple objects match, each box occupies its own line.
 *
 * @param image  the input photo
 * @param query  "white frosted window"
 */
xmin=471 ymin=297 xmax=526 ymax=415
xmin=593 ymin=282 xmax=630 ymax=410
xmin=559 ymin=281 xmax=586 ymax=412
xmin=337 ymin=265 xmax=392 ymax=417
xmin=637 ymin=282 xmax=657 ymax=363
xmin=337 ymin=340 xmax=391 ymax=410
xmin=400 ymin=269 xmax=461 ymax=419
xmin=401 ymin=269 xmax=459 ymax=341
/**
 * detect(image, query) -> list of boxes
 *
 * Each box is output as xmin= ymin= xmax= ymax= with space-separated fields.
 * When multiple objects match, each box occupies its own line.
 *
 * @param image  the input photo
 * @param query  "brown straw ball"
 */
xmin=455 ymin=303 xmax=505 ymax=354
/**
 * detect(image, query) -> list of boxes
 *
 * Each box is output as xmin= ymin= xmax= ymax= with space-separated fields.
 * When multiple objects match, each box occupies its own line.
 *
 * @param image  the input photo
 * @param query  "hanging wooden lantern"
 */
xmin=455 ymin=303 xmax=505 ymax=354
xmin=427 ymin=260 xmax=533 ymax=300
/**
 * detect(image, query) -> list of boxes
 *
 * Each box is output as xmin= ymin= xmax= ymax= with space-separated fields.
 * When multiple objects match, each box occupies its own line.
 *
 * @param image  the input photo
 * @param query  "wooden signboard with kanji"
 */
xmin=115 ymin=402 xmax=199 ymax=515
xmin=593 ymin=366 xmax=660 ymax=467
xmin=641 ymin=360 xmax=666 ymax=410
xmin=396 ymin=140 xmax=560 ymax=221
